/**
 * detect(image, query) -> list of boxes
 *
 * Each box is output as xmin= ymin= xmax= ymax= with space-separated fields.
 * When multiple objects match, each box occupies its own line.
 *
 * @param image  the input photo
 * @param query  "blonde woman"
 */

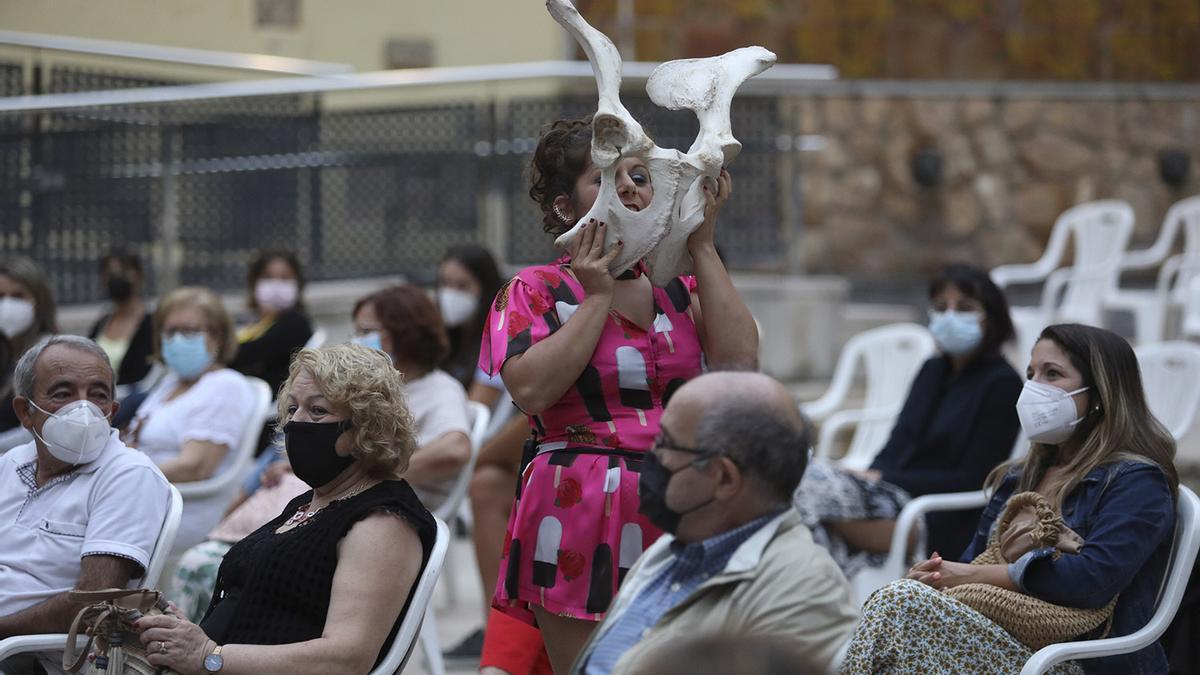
xmin=128 ymin=344 xmax=435 ymax=675
xmin=841 ymin=324 xmax=1178 ymax=675
xmin=125 ymin=287 xmax=254 ymax=553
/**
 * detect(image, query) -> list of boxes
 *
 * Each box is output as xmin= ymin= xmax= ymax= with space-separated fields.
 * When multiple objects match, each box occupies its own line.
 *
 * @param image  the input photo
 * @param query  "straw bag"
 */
xmin=944 ymin=491 xmax=1117 ymax=650
xmin=62 ymin=588 xmax=181 ymax=675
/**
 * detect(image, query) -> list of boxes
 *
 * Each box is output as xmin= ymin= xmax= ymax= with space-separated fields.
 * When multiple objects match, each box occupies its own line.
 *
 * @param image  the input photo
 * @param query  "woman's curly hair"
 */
xmin=528 ymin=117 xmax=593 ymax=236
xmin=278 ymin=343 xmax=418 ymax=479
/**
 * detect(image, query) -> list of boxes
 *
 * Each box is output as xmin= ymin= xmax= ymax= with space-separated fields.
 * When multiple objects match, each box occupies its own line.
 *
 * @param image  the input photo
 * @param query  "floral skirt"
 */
xmin=840 ymin=579 xmax=1083 ymax=675
xmin=793 ymin=460 xmax=914 ymax=578
xmin=493 ymin=447 xmax=662 ymax=623
xmin=166 ymin=539 xmax=232 ymax=622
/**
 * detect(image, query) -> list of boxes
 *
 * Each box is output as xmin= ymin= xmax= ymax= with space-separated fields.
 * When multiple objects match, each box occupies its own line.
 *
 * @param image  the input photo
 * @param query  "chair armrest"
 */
xmin=174 ymin=469 xmax=244 ymax=499
xmin=0 ymin=633 xmax=80 ymax=662
xmin=1020 ymin=634 xmax=1155 ymax=675
xmin=880 ymin=491 xmax=989 ymax=586
xmin=992 ymin=262 xmax=1052 ymax=289
xmin=813 ymin=406 xmax=896 ymax=463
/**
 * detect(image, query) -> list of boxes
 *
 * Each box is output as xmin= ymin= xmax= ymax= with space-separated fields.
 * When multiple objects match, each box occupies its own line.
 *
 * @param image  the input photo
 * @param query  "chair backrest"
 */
xmin=139 ymin=485 xmax=183 ymax=589
xmin=431 ymin=401 xmax=489 ymax=522
xmin=1056 ymin=200 xmax=1135 ymax=324
xmin=303 ymin=328 xmax=328 ymax=350
xmin=1020 ymin=486 xmax=1200 ymax=674
xmin=802 ymin=323 xmax=935 ymax=422
xmin=1165 ymin=196 xmax=1200 ymax=300
xmin=1136 ymin=341 xmax=1200 ymax=443
xmin=174 ymin=376 xmax=273 ymax=499
xmin=369 ymin=516 xmax=450 ymax=675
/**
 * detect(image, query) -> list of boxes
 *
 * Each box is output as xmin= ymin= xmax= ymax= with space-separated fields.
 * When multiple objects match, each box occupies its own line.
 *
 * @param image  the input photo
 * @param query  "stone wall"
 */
xmin=790 ymin=84 xmax=1200 ymax=279
xmin=579 ymin=0 xmax=1200 ymax=82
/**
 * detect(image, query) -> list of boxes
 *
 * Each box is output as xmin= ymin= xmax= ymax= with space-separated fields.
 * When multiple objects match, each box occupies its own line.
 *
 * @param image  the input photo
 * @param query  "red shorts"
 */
xmin=480 ymin=608 xmax=553 ymax=675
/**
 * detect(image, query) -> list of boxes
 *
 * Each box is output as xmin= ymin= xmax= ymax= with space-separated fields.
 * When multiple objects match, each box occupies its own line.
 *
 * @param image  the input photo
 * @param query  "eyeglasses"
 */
xmin=650 ymin=428 xmax=709 ymax=457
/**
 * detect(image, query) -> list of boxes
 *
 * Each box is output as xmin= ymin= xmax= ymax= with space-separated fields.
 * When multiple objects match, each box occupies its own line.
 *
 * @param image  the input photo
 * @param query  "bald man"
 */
xmin=573 ymin=372 xmax=859 ymax=675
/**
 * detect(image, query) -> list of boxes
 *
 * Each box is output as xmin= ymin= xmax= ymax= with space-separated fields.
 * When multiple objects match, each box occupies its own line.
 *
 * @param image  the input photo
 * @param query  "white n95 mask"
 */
xmin=1015 ymin=380 xmax=1089 ymax=445
xmin=30 ymin=399 xmax=111 ymax=465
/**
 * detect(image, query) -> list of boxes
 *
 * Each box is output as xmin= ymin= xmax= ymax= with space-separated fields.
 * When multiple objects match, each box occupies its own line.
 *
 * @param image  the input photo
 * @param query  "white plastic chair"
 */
xmin=1108 ymin=196 xmax=1200 ymax=344
xmin=303 ymin=328 xmax=328 ymax=350
xmin=1136 ymin=341 xmax=1200 ymax=444
xmin=0 ymin=485 xmax=183 ymax=667
xmin=802 ymin=323 xmax=935 ymax=471
xmin=369 ymin=516 xmax=451 ymax=675
xmin=992 ymin=200 xmax=1135 ymax=365
xmin=1021 ymin=486 xmax=1199 ymax=674
xmin=879 ymin=487 xmax=1200 ymax=674
xmin=174 ymin=376 xmax=273 ymax=500
xmin=415 ymin=402 xmax=489 ymax=675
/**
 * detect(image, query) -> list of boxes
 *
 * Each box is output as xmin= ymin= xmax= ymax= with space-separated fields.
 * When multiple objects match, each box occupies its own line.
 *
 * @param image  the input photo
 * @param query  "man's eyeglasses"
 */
xmin=650 ymin=428 xmax=711 ymax=457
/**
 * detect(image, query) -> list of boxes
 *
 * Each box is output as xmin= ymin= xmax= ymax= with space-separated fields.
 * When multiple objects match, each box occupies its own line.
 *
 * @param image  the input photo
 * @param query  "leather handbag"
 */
xmin=62 ymin=588 xmax=180 ymax=675
xmin=944 ymin=491 xmax=1118 ymax=650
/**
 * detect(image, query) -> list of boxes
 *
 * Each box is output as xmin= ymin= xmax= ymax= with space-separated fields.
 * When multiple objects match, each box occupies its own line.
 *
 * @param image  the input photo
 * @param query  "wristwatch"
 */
xmin=203 ymin=644 xmax=224 ymax=673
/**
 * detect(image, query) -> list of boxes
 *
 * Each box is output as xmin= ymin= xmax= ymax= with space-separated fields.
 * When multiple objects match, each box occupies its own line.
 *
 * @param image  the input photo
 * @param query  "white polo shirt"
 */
xmin=0 ymin=430 xmax=171 ymax=615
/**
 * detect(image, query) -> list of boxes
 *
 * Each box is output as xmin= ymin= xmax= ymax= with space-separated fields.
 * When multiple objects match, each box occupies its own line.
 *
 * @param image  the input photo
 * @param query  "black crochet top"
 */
xmin=200 ymin=480 xmax=435 ymax=664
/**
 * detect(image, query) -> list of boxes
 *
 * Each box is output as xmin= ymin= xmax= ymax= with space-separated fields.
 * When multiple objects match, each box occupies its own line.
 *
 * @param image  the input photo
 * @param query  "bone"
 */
xmin=545 ymin=0 xmax=775 ymax=287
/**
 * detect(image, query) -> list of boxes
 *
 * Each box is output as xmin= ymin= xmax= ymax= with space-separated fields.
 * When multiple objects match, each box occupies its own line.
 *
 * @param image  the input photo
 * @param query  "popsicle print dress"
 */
xmin=479 ymin=257 xmax=704 ymax=623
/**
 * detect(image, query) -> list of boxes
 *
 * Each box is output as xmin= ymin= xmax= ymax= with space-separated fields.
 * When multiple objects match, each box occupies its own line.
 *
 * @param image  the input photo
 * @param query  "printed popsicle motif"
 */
xmin=532 ymin=515 xmax=564 ymax=598
xmin=618 ymin=522 xmax=643 ymax=585
xmin=586 ymin=543 xmax=615 ymax=614
xmin=616 ymin=346 xmax=653 ymax=426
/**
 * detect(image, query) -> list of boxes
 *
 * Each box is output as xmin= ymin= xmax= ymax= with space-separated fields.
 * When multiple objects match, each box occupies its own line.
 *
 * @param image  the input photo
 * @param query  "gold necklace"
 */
xmin=282 ymin=479 xmax=374 ymax=528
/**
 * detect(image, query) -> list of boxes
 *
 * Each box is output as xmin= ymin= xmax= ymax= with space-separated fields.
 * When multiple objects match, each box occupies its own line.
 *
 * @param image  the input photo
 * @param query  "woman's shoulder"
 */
xmin=510 ymin=261 xmax=572 ymax=289
xmin=353 ymin=481 xmax=436 ymax=540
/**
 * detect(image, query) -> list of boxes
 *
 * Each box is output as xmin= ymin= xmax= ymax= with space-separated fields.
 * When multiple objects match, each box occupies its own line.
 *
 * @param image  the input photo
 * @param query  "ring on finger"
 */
xmin=160 ymin=641 xmax=168 ymax=655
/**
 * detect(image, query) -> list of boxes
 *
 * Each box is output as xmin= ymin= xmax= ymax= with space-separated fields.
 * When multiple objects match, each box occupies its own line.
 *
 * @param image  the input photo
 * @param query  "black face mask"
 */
xmin=284 ymin=419 xmax=355 ymax=488
xmin=637 ymin=451 xmax=716 ymax=535
xmin=106 ymin=276 xmax=133 ymax=303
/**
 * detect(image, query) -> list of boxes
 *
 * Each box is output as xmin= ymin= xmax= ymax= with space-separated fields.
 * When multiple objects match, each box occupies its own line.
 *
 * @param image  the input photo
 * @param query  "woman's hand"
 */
xmin=136 ymin=603 xmax=214 ymax=675
xmin=687 ymin=169 xmax=732 ymax=255
xmin=570 ymin=219 xmax=621 ymax=299
xmin=907 ymin=552 xmax=944 ymax=586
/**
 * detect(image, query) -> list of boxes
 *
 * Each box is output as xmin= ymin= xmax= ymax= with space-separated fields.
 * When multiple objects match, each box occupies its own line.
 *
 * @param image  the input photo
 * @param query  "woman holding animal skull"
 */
xmin=476 ymin=117 xmax=758 ymax=673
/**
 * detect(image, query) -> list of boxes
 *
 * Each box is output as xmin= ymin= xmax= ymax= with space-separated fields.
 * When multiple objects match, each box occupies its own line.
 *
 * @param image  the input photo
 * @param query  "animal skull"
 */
xmin=546 ymin=0 xmax=776 ymax=287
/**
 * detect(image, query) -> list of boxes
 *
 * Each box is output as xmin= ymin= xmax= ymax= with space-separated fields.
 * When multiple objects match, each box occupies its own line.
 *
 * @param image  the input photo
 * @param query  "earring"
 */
xmin=553 ymin=205 xmax=571 ymax=224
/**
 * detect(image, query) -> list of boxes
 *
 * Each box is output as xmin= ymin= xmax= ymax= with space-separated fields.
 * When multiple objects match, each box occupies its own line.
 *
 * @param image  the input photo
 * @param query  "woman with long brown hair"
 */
xmin=841 ymin=324 xmax=1178 ymax=675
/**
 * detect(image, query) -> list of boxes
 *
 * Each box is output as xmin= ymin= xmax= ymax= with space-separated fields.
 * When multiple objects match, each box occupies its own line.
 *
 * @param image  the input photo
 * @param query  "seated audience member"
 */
xmin=352 ymin=284 xmax=470 ymax=511
xmin=841 ymin=324 xmax=1178 ymax=675
xmin=437 ymin=243 xmax=505 ymax=398
xmin=0 ymin=336 xmax=170 ymax=674
xmin=231 ymin=250 xmax=313 ymax=395
xmin=88 ymin=249 xmax=155 ymax=388
xmin=0 ymin=256 xmax=57 ymax=434
xmin=125 ymin=287 xmax=254 ymax=554
xmin=794 ymin=263 xmax=1020 ymax=575
xmin=125 ymin=344 xmax=435 ymax=675
xmin=574 ymin=371 xmax=859 ymax=675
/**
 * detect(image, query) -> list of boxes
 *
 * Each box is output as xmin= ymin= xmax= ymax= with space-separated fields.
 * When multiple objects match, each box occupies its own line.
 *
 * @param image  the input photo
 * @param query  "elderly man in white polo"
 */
xmin=0 ymin=336 xmax=170 ymax=675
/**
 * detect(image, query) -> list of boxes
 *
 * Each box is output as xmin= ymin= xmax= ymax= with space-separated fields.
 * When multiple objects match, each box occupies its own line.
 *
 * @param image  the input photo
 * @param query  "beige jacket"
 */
xmin=572 ymin=509 xmax=859 ymax=674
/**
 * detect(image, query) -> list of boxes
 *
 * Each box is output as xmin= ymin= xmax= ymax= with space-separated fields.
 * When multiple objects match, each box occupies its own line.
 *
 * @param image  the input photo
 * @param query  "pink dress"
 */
xmin=479 ymin=257 xmax=704 ymax=622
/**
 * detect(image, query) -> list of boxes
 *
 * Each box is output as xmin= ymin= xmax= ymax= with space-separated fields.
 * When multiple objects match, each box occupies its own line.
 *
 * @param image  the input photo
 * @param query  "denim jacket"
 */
xmin=962 ymin=460 xmax=1175 ymax=675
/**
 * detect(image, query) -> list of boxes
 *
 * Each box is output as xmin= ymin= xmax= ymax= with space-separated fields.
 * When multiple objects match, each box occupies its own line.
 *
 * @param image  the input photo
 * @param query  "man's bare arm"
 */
xmin=0 ymin=555 xmax=136 ymax=638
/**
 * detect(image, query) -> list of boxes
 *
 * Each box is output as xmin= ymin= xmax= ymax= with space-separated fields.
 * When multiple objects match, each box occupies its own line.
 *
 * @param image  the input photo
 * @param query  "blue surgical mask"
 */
xmin=929 ymin=310 xmax=983 ymax=356
xmin=162 ymin=333 xmax=214 ymax=379
xmin=351 ymin=331 xmax=383 ymax=352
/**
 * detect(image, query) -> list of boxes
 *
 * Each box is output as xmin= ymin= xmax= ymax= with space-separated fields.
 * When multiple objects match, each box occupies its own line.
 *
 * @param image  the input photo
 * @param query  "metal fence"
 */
xmin=0 ymin=63 xmax=801 ymax=305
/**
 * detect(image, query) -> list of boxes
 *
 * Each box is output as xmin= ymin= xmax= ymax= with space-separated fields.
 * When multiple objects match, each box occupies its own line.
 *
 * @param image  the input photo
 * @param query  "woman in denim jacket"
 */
xmin=840 ymin=323 xmax=1178 ymax=675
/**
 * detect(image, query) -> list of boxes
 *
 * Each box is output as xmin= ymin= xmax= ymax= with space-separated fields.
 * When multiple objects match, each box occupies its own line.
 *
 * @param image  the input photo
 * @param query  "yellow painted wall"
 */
xmin=0 ymin=0 xmax=568 ymax=71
